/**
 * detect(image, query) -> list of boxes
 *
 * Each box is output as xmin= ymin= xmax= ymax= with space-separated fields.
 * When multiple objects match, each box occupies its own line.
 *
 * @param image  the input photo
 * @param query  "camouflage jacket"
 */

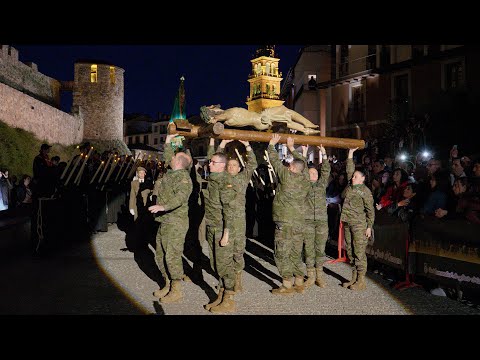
xmin=213 ymin=145 xmax=258 ymax=208
xmin=340 ymin=158 xmax=375 ymax=227
xmin=151 ymin=143 xmax=192 ymax=224
xmin=291 ymin=150 xmax=331 ymax=222
xmin=204 ymin=171 xmax=236 ymax=230
xmin=267 ymin=145 xmax=311 ymax=224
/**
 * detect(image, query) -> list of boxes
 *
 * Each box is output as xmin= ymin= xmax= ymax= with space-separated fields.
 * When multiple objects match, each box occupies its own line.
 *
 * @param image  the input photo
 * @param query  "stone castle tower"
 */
xmin=246 ymin=45 xmax=284 ymax=113
xmin=73 ymin=60 xmax=125 ymax=141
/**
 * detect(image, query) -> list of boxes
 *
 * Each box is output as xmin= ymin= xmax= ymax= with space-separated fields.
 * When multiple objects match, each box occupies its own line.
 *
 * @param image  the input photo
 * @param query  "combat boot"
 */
xmin=350 ymin=273 xmax=366 ymax=290
xmin=160 ymin=280 xmax=183 ymax=303
xmin=204 ymin=288 xmax=224 ymax=311
xmin=234 ymin=272 xmax=243 ymax=293
xmin=271 ymin=279 xmax=295 ymax=295
xmin=210 ymin=290 xmax=236 ymax=314
xmin=294 ymin=276 xmax=305 ymax=294
xmin=153 ymin=278 xmax=171 ymax=299
xmin=315 ymin=267 xmax=327 ymax=288
xmin=304 ymin=268 xmax=316 ymax=288
xmin=342 ymin=267 xmax=357 ymax=288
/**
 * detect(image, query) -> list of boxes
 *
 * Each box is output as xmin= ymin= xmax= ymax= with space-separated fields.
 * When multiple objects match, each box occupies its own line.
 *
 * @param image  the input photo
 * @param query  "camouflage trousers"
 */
xmin=304 ymin=219 xmax=329 ymax=269
xmin=207 ymin=225 xmax=235 ymax=291
xmin=273 ymin=222 xmax=304 ymax=279
xmin=343 ymin=221 xmax=368 ymax=274
xmin=155 ymin=221 xmax=188 ymax=281
xmin=230 ymin=218 xmax=246 ymax=273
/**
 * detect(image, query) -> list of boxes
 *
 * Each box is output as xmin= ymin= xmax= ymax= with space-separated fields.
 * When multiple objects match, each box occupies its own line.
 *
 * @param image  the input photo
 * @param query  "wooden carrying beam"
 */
xmin=168 ymin=122 xmax=365 ymax=150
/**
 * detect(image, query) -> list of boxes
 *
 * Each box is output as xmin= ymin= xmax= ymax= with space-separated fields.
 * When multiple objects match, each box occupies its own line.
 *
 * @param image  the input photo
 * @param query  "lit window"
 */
xmin=90 ymin=64 xmax=98 ymax=83
xmin=154 ymin=138 xmax=158 ymax=145
xmin=110 ymin=66 xmax=115 ymax=84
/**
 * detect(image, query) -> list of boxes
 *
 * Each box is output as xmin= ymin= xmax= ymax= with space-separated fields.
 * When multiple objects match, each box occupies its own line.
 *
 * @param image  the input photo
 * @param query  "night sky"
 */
xmin=12 ymin=45 xmax=303 ymax=119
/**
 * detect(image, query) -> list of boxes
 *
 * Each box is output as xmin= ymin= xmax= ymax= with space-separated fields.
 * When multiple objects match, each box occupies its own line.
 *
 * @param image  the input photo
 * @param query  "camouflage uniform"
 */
xmin=152 ymin=145 xmax=193 ymax=282
xmin=340 ymin=158 xmax=375 ymax=277
xmin=292 ymin=151 xmax=331 ymax=269
xmin=267 ymin=145 xmax=311 ymax=282
xmin=214 ymin=145 xmax=258 ymax=273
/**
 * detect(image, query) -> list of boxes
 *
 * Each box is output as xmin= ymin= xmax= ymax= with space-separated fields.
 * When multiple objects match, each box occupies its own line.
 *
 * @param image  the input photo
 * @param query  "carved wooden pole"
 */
xmin=168 ymin=122 xmax=365 ymax=150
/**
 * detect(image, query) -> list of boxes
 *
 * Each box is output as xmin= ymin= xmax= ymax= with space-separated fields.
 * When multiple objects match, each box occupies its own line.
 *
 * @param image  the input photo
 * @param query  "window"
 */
xmin=445 ymin=61 xmax=464 ymax=89
xmin=340 ymin=45 xmax=349 ymax=77
xmin=154 ymin=138 xmax=158 ymax=145
xmin=90 ymin=64 xmax=98 ymax=83
xmin=272 ymin=84 xmax=275 ymax=95
xmin=109 ymin=66 xmax=115 ymax=84
xmin=394 ymin=74 xmax=409 ymax=100
xmin=266 ymin=84 xmax=270 ymax=95
xmin=144 ymin=135 xmax=148 ymax=145
xmin=412 ymin=45 xmax=424 ymax=59
xmin=135 ymin=136 xmax=140 ymax=144
xmin=350 ymin=85 xmax=364 ymax=123
xmin=128 ymin=137 xmax=132 ymax=145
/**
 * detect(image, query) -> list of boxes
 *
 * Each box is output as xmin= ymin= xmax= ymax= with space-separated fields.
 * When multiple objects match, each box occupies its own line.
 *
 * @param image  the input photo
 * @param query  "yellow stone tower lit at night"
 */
xmin=246 ymin=45 xmax=284 ymax=113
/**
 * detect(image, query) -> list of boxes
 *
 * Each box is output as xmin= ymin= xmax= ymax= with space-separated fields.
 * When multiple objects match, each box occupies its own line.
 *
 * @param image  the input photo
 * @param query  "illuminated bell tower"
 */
xmin=246 ymin=45 xmax=284 ymax=113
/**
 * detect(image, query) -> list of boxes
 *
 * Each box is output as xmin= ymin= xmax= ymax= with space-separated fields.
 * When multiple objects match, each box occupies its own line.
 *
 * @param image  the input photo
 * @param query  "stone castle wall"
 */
xmin=0 ymin=45 xmax=61 ymax=108
xmin=0 ymin=82 xmax=83 ymax=145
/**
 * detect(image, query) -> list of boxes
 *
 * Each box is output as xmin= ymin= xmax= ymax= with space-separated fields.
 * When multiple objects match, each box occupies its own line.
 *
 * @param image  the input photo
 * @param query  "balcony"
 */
xmin=339 ymin=53 xmax=377 ymax=77
xmin=248 ymin=71 xmax=283 ymax=79
xmin=247 ymin=92 xmax=281 ymax=102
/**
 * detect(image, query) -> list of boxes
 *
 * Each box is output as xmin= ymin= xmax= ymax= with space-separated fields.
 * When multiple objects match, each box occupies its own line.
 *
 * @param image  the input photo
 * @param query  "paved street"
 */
xmin=1 ymin=223 xmax=479 ymax=316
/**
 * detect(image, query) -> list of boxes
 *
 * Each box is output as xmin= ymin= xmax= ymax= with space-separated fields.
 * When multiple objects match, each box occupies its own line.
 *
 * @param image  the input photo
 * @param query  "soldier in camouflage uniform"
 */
xmin=289 ymin=140 xmax=331 ymax=288
xmin=340 ymin=147 xmax=375 ymax=290
xmin=203 ymin=140 xmax=234 ymax=312
xmin=210 ymin=138 xmax=258 ymax=293
xmin=149 ymin=134 xmax=193 ymax=303
xmin=268 ymin=134 xmax=311 ymax=295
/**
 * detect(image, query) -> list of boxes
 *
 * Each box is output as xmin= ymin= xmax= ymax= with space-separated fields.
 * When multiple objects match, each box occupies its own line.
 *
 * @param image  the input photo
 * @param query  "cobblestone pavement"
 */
xmin=1 ymin=223 xmax=479 ymax=316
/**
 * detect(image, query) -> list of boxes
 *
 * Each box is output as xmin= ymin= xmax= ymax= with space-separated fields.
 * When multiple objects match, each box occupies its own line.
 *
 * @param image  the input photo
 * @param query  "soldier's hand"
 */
xmin=238 ymin=140 xmax=250 ymax=147
xmin=269 ymin=134 xmax=281 ymax=146
xmin=220 ymin=229 xmax=229 ymax=246
xmin=301 ymin=145 xmax=308 ymax=157
xmin=166 ymin=134 xmax=178 ymax=144
xmin=348 ymin=147 xmax=359 ymax=159
xmin=148 ymin=205 xmax=165 ymax=213
xmin=317 ymin=144 xmax=326 ymax=155
xmin=220 ymin=139 xmax=234 ymax=148
xmin=365 ymin=228 xmax=372 ymax=238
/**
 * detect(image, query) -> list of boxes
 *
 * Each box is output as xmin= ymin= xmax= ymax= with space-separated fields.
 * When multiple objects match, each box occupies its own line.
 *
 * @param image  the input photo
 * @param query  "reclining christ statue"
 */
xmin=200 ymin=104 xmax=321 ymax=136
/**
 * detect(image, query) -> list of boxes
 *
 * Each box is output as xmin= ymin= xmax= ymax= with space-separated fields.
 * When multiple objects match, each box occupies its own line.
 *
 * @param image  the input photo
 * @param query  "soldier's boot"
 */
xmin=153 ymin=278 xmax=171 ymax=298
xmin=210 ymin=290 xmax=236 ymax=314
xmin=160 ymin=280 xmax=183 ymax=303
xmin=304 ymin=268 xmax=316 ymax=288
xmin=315 ymin=267 xmax=327 ymax=288
xmin=271 ymin=279 xmax=296 ymax=295
xmin=342 ymin=267 xmax=358 ymax=288
xmin=294 ymin=276 xmax=305 ymax=294
xmin=350 ymin=273 xmax=367 ymax=290
xmin=234 ymin=272 xmax=243 ymax=293
xmin=204 ymin=288 xmax=224 ymax=311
